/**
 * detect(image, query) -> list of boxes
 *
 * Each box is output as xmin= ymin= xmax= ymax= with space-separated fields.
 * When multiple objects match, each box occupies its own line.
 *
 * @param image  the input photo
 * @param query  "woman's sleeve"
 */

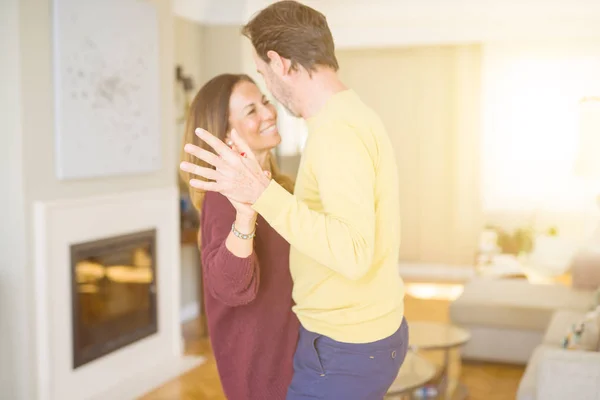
xmin=199 ymin=192 xmax=260 ymax=306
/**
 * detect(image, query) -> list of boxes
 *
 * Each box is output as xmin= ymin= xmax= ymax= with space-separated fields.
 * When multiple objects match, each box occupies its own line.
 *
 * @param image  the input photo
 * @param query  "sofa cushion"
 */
xmin=571 ymin=249 xmax=600 ymax=290
xmin=450 ymin=279 xmax=594 ymax=331
xmin=517 ymin=344 xmax=552 ymax=400
xmin=518 ymin=345 xmax=600 ymax=400
xmin=536 ymin=347 xmax=600 ymax=400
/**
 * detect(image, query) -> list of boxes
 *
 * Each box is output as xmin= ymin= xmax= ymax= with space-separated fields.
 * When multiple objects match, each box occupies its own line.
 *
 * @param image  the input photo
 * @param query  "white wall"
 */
xmin=201 ymin=25 xmax=244 ymax=79
xmin=0 ymin=1 xmax=31 ymax=398
xmin=20 ymin=0 xmax=176 ymax=204
xmin=174 ymin=17 xmax=204 ymax=313
xmin=0 ymin=0 xmax=177 ymax=397
xmin=174 ymin=21 xmax=246 ymax=319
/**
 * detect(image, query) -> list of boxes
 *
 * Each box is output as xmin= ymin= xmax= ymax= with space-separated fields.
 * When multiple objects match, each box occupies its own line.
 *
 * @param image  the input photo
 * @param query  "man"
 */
xmin=180 ymin=1 xmax=407 ymax=398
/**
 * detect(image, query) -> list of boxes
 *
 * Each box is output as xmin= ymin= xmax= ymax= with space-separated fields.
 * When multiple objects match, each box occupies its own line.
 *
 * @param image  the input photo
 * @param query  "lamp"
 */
xmin=575 ymin=96 xmax=600 ymax=248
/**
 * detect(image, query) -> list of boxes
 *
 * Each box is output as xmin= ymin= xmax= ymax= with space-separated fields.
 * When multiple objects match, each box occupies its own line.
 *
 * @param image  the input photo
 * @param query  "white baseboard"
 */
xmin=180 ymin=301 xmax=199 ymax=323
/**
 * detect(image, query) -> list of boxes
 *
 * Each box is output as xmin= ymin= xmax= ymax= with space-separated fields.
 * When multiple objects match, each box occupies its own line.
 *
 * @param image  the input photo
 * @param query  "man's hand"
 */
xmin=229 ymin=170 xmax=272 ymax=219
xmin=180 ymin=128 xmax=271 ymax=205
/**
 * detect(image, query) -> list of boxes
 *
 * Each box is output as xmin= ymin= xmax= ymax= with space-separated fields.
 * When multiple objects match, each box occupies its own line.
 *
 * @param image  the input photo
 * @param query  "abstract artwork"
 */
xmin=53 ymin=0 xmax=161 ymax=179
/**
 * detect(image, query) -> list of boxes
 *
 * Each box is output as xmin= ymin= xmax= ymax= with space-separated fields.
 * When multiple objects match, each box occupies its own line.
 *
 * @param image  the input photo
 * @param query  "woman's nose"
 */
xmin=259 ymin=104 xmax=276 ymax=120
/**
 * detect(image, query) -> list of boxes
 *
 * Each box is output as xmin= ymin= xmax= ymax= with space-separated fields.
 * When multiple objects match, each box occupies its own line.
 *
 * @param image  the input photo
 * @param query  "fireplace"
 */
xmin=70 ymin=229 xmax=158 ymax=369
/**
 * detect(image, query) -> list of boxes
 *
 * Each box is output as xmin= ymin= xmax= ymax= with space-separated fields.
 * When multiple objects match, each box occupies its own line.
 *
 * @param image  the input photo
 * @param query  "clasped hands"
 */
xmin=179 ymin=128 xmax=271 ymax=208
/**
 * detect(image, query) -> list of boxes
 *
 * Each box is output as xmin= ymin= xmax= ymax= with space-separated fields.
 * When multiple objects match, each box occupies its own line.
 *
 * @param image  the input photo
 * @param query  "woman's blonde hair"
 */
xmin=180 ymin=73 xmax=294 ymax=212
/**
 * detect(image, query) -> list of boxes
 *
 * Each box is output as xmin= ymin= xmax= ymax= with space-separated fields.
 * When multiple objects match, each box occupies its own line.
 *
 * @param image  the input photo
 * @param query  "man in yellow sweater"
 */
xmin=181 ymin=1 xmax=407 ymax=398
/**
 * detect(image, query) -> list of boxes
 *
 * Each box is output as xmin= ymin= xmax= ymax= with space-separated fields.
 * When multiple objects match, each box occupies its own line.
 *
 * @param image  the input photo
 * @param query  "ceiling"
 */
xmin=173 ymin=0 xmax=600 ymax=47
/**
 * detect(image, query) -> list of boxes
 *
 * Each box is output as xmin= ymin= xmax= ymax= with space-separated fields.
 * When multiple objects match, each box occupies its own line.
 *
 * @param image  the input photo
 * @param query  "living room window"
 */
xmin=482 ymin=40 xmax=600 ymax=214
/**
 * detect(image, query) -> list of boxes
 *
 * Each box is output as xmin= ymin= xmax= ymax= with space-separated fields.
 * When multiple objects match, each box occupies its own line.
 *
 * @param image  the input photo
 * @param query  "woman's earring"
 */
xmin=226 ymin=140 xmax=233 ymax=148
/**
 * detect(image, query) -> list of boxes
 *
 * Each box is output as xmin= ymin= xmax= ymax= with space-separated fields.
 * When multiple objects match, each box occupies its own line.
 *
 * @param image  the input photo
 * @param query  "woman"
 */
xmin=180 ymin=74 xmax=299 ymax=400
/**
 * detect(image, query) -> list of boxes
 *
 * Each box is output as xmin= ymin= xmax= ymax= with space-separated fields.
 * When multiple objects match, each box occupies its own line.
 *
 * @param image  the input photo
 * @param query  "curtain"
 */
xmin=336 ymin=45 xmax=483 ymax=265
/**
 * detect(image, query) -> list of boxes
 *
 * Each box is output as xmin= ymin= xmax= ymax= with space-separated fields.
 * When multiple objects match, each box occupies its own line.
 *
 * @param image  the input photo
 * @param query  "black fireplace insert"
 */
xmin=70 ymin=229 xmax=158 ymax=369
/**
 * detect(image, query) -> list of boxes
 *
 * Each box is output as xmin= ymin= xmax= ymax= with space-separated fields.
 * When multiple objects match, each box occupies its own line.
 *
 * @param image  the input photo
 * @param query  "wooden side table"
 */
xmin=181 ymin=227 xmax=208 ymax=338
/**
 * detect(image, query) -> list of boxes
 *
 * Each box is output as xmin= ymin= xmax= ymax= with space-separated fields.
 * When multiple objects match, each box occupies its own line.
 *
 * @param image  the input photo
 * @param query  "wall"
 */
xmin=174 ymin=16 xmax=205 ymax=133
xmin=174 ymin=17 xmax=204 ymax=312
xmin=0 ymin=0 xmax=30 ymax=398
xmin=0 ymin=0 xmax=176 ymax=398
xmin=20 ymin=0 xmax=176 ymax=203
xmin=174 ymin=17 xmax=205 ymax=85
xmin=337 ymin=45 xmax=483 ymax=265
xmin=175 ymin=21 xmax=244 ymax=318
xmin=201 ymin=25 xmax=244 ymax=80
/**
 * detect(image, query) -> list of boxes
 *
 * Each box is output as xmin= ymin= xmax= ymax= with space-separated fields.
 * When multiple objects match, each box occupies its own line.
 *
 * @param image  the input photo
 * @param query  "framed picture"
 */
xmin=53 ymin=0 xmax=161 ymax=179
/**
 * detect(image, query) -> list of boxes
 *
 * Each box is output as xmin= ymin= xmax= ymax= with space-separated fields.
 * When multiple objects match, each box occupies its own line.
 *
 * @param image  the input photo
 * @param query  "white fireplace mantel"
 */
xmin=33 ymin=188 xmax=202 ymax=400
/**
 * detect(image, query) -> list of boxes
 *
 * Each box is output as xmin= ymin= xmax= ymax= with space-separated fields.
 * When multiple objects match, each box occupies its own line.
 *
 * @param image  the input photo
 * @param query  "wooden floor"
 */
xmin=141 ymin=295 xmax=524 ymax=400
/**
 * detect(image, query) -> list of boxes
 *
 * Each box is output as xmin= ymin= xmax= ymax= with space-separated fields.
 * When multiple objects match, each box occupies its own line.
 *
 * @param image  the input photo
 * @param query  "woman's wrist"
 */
xmin=234 ymin=213 xmax=257 ymax=234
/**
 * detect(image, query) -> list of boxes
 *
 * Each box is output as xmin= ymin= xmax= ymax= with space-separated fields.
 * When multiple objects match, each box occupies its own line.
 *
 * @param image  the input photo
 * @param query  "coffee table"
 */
xmin=386 ymin=351 xmax=437 ymax=399
xmin=408 ymin=321 xmax=471 ymax=400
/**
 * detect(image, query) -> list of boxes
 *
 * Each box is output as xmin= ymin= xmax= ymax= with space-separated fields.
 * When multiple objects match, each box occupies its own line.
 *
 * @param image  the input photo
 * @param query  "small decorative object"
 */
xmin=53 ymin=0 xmax=161 ymax=179
xmin=562 ymin=305 xmax=600 ymax=351
xmin=179 ymin=193 xmax=198 ymax=230
xmin=175 ymin=65 xmax=195 ymax=124
xmin=412 ymin=385 xmax=439 ymax=398
xmin=488 ymin=225 xmax=535 ymax=255
xmin=562 ymin=322 xmax=585 ymax=349
xmin=478 ymin=228 xmax=499 ymax=265
xmin=514 ymin=227 xmax=535 ymax=255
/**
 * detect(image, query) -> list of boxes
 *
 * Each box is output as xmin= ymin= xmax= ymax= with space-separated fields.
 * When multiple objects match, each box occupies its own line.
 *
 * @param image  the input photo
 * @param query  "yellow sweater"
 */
xmin=253 ymin=89 xmax=404 ymax=343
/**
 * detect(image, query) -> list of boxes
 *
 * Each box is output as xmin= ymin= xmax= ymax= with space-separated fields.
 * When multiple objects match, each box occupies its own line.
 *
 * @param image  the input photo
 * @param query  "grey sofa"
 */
xmin=449 ymin=278 xmax=600 ymax=400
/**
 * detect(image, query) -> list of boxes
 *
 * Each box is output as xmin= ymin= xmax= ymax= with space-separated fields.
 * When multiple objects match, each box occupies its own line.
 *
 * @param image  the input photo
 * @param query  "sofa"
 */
xmin=449 ymin=278 xmax=600 ymax=400
xmin=517 ymin=309 xmax=600 ymax=400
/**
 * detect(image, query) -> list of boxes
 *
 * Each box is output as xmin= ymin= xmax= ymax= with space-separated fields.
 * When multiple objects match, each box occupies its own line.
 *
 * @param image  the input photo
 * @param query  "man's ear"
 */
xmin=266 ymin=50 xmax=293 ymax=76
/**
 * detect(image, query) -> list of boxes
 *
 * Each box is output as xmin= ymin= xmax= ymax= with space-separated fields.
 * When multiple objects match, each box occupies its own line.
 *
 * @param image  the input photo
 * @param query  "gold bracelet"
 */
xmin=231 ymin=222 xmax=256 ymax=240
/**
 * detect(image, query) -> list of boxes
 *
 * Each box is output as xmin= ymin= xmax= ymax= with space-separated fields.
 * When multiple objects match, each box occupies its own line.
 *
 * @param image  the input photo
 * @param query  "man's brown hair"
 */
xmin=241 ymin=0 xmax=339 ymax=73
